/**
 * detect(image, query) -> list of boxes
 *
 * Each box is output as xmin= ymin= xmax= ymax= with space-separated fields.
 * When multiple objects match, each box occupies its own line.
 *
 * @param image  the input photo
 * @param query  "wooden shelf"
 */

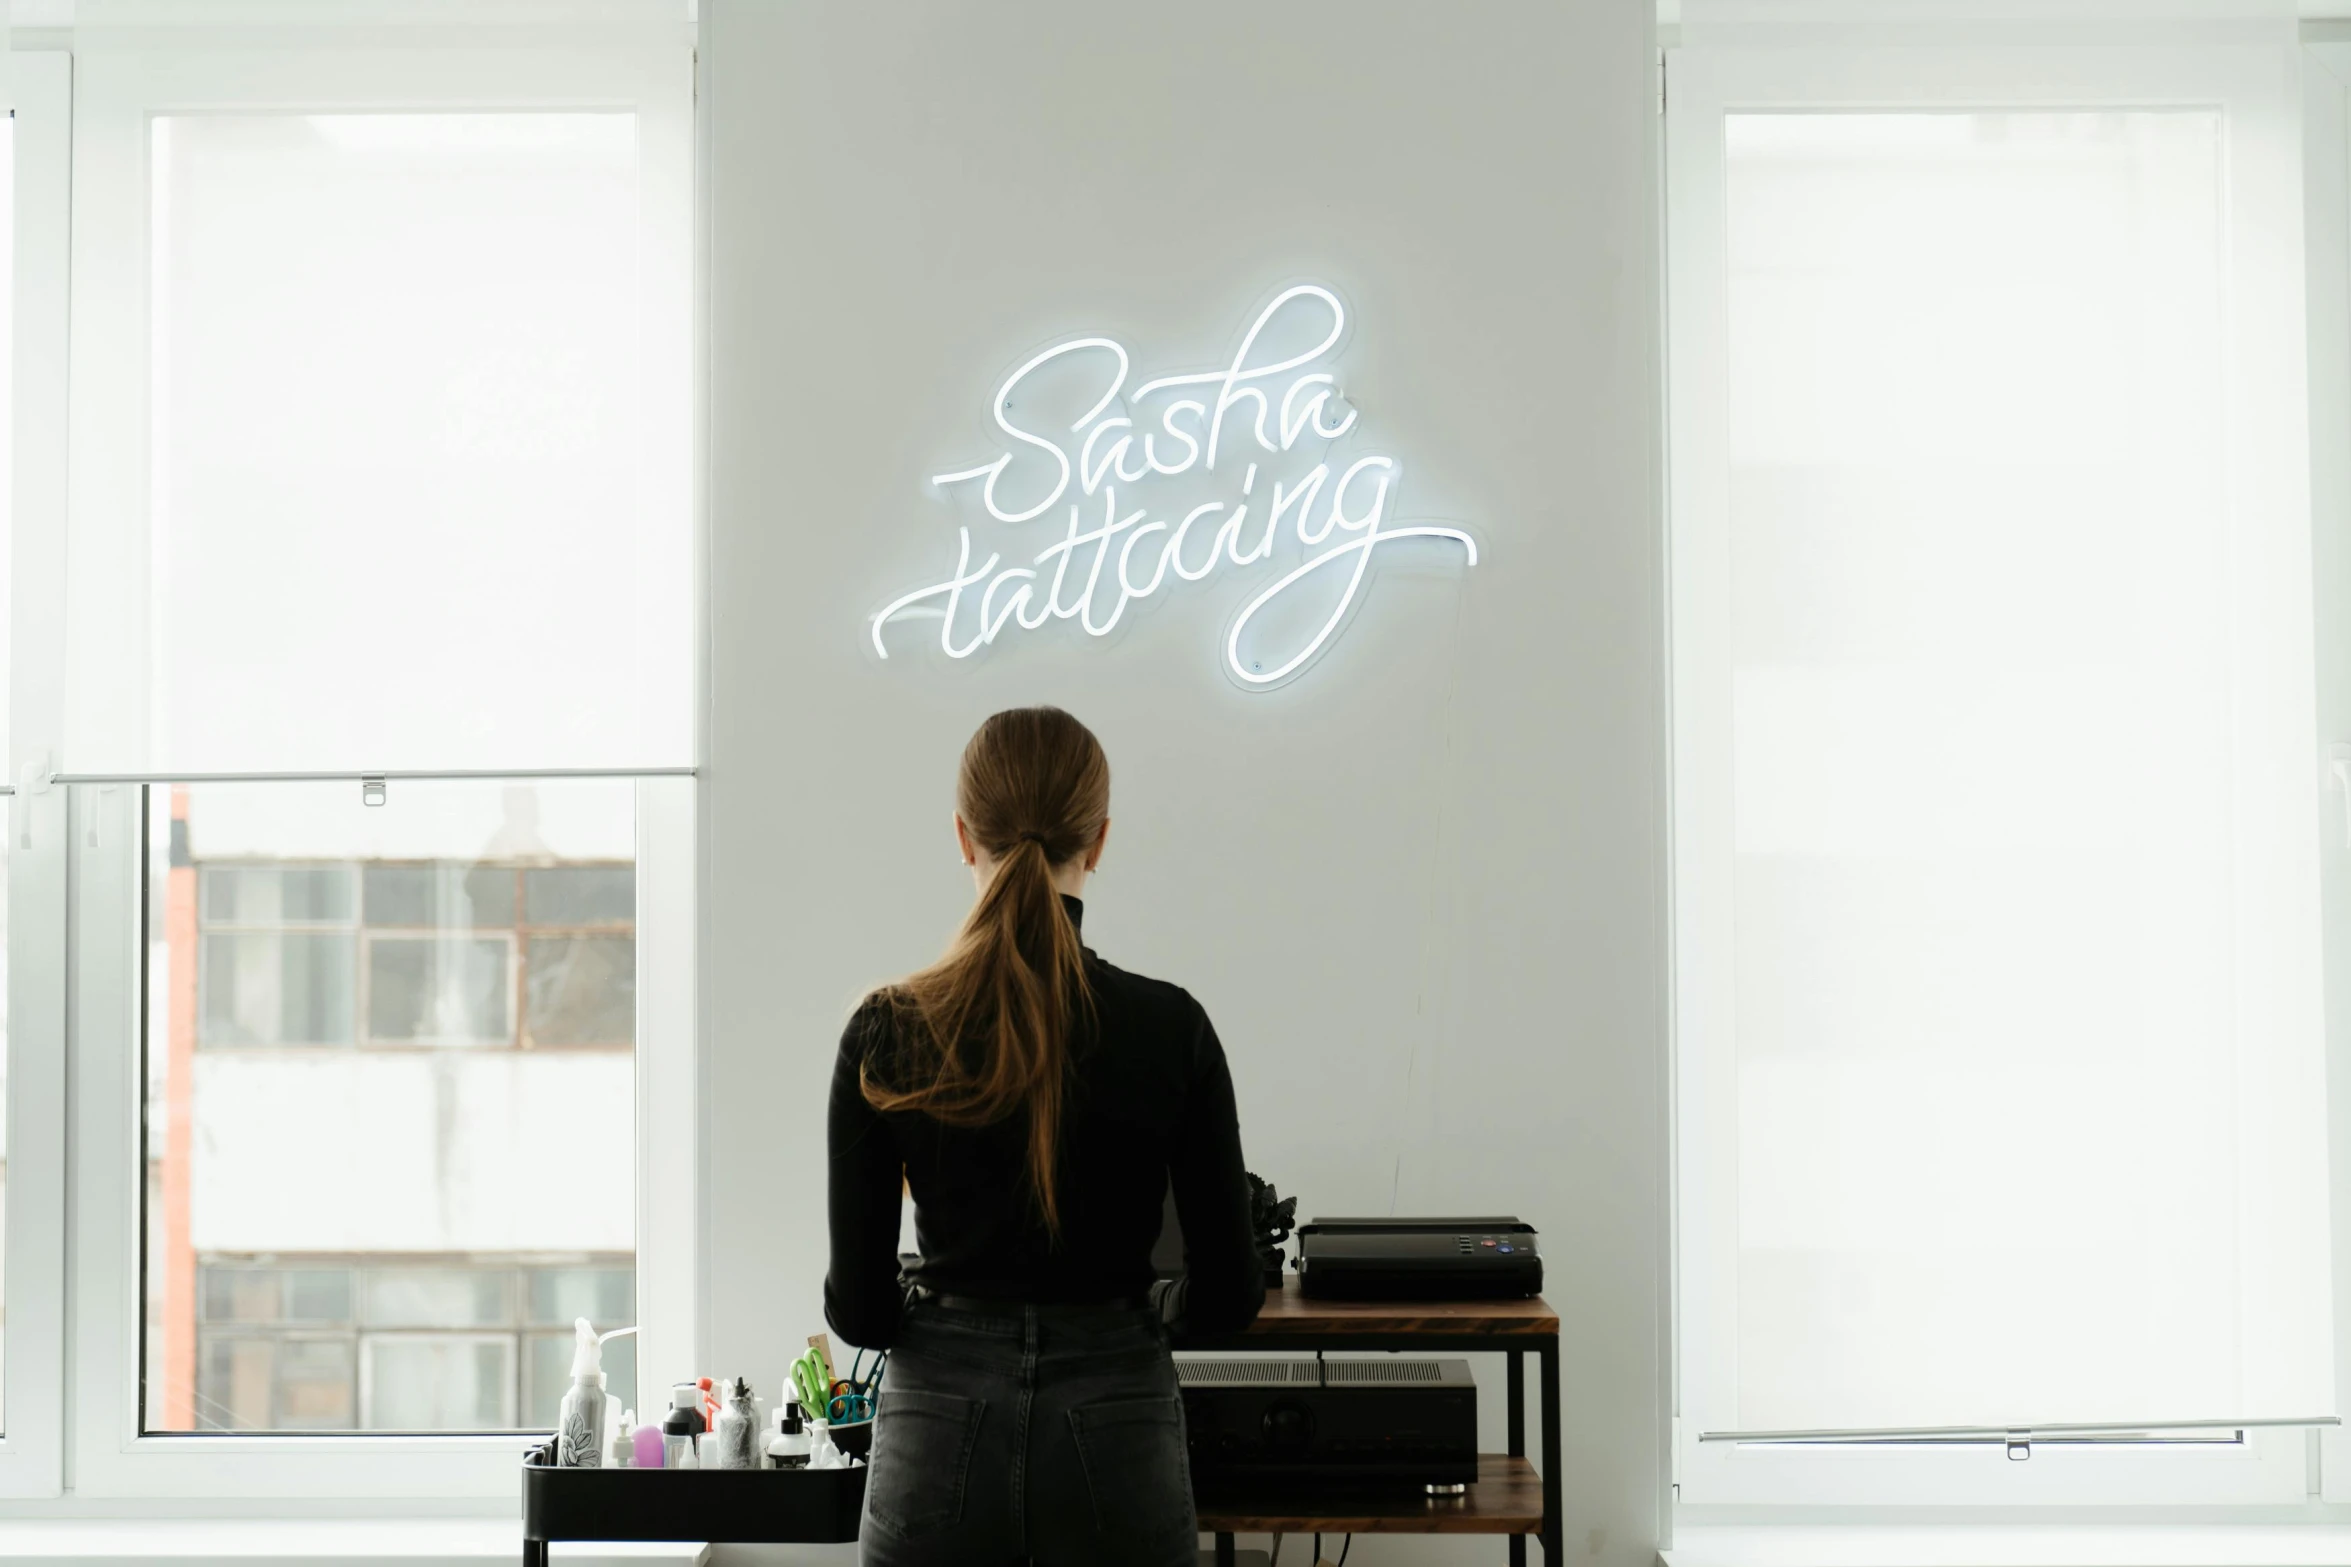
xmin=1182 ymin=1277 xmax=1560 ymax=1348
xmin=1195 ymin=1454 xmax=1542 ymax=1536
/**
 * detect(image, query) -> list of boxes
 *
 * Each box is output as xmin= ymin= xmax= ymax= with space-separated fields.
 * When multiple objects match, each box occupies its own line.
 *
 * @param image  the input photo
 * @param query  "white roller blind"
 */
xmin=64 ymin=61 xmax=691 ymax=777
xmin=1672 ymin=81 xmax=2332 ymax=1435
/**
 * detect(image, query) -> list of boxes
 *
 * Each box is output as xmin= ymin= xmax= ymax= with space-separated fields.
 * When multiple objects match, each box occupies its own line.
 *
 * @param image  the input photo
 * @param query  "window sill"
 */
xmin=1665 ymin=1525 xmax=2351 ymax=1567
xmin=0 ymin=1519 xmax=711 ymax=1565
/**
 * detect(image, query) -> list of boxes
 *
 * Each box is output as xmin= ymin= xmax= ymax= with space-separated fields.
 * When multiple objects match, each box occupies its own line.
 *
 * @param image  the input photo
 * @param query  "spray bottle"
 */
xmin=555 ymin=1318 xmax=607 ymax=1467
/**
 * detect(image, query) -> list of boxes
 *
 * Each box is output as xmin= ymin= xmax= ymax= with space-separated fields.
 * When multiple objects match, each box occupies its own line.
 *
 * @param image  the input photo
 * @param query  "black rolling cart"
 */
xmin=519 ymin=1444 xmax=865 ymax=1567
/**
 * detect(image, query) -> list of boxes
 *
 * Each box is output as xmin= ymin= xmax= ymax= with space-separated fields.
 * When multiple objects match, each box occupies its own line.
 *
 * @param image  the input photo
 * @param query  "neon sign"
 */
xmin=870 ymin=284 xmax=1478 ymax=687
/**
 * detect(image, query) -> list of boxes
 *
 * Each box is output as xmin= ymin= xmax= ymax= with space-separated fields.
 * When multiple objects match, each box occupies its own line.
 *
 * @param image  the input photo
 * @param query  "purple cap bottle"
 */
xmin=633 ymin=1418 xmax=666 ymax=1469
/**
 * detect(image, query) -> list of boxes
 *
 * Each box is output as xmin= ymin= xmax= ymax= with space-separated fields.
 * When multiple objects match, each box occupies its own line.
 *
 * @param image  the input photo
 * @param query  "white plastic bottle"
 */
xmin=712 ymin=1377 xmax=758 ymax=1470
xmin=660 ymin=1383 xmax=704 ymax=1469
xmin=808 ymin=1417 xmax=844 ymax=1470
xmin=767 ymin=1401 xmax=812 ymax=1470
xmin=554 ymin=1318 xmax=607 ymax=1467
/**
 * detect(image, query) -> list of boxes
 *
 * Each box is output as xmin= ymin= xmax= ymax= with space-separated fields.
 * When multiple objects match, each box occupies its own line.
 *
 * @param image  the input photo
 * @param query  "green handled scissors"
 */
xmin=789 ymin=1347 xmax=829 ymax=1416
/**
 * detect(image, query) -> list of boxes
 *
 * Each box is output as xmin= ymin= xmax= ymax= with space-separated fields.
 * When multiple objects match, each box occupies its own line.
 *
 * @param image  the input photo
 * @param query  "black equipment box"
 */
xmin=1296 ymin=1216 xmax=1542 ymax=1301
xmin=1179 ymin=1357 xmax=1477 ymax=1487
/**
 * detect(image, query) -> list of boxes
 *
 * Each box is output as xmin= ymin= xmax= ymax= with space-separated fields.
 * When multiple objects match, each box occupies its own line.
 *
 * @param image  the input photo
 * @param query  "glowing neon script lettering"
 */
xmin=871 ymin=284 xmax=1477 ymax=687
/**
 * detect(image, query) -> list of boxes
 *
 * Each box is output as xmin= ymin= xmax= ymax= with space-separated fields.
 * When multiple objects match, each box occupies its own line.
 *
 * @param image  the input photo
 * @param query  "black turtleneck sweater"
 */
xmin=824 ymin=897 xmax=1265 ymax=1349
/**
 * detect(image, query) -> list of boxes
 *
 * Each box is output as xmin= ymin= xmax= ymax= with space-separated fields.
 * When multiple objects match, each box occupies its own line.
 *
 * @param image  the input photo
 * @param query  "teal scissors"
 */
xmin=829 ymin=1347 xmax=886 ymax=1422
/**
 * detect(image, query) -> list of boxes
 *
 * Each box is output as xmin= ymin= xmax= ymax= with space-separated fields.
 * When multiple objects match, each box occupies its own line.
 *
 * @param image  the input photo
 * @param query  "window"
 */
xmin=184 ymin=849 xmax=637 ymax=1055
xmin=0 ymin=108 xmax=18 ymax=1426
xmin=50 ymin=25 xmax=693 ymax=1500
xmin=1668 ymin=39 xmax=2323 ymax=1506
xmin=143 ymin=782 xmax=638 ymax=1435
xmin=0 ymin=48 xmax=74 ymax=1502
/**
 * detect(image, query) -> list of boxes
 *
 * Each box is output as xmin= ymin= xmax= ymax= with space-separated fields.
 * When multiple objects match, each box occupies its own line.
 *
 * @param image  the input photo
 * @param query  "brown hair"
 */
xmin=862 ymin=707 xmax=1110 ymax=1234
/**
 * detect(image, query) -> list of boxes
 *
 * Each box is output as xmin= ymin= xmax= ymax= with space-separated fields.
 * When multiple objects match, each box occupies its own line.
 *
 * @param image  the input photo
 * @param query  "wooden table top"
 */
xmin=1195 ymin=1454 xmax=1543 ymax=1535
xmin=1185 ymin=1277 xmax=1559 ymax=1344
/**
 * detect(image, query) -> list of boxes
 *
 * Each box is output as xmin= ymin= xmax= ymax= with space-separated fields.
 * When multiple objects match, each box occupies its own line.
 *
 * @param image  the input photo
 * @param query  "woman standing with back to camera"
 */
xmin=826 ymin=706 xmax=1266 ymax=1566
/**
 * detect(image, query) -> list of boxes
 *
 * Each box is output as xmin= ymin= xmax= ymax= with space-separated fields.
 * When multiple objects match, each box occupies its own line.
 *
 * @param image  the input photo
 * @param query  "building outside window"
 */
xmin=144 ymin=787 xmax=639 ymax=1433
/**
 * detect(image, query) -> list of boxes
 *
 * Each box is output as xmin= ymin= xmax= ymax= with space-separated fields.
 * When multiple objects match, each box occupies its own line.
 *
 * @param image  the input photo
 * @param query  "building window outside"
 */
xmin=193 ymin=858 xmax=634 ymax=1051
xmin=193 ymin=1257 xmax=634 ymax=1431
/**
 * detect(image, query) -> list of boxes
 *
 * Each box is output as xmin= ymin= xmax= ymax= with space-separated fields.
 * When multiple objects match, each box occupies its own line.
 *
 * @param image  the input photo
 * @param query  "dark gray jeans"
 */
xmin=859 ymin=1298 xmax=1196 ymax=1567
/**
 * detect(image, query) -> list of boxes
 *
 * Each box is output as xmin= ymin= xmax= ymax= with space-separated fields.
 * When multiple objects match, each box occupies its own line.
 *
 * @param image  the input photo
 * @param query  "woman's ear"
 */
xmin=1084 ymin=818 xmax=1111 ymax=874
xmin=954 ymin=812 xmax=975 ymax=867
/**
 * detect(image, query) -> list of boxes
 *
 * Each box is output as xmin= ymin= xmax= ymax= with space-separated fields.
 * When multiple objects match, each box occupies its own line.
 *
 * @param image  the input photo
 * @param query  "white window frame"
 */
xmin=2 ymin=47 xmax=82 ymax=1504
xmin=45 ymin=13 xmax=700 ymax=1502
xmin=2297 ymin=28 xmax=2351 ymax=1514
xmin=1666 ymin=35 xmax=2320 ymax=1512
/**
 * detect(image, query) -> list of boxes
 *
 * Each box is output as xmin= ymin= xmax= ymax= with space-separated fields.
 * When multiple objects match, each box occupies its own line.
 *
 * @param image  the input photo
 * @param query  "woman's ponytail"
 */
xmin=861 ymin=708 xmax=1109 ymax=1235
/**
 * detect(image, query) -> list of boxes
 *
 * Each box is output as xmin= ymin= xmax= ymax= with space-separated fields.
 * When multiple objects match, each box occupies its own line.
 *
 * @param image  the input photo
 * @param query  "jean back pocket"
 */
xmin=865 ymin=1385 xmax=986 ymax=1542
xmin=1068 ymin=1393 xmax=1194 ymax=1541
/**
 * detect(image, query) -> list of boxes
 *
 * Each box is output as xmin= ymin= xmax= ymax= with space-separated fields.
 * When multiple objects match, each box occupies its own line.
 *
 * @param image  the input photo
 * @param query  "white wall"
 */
xmin=699 ymin=3 xmax=1667 ymax=1563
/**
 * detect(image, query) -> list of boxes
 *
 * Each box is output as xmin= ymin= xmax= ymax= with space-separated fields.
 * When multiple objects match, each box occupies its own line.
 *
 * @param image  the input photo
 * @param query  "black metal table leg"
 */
xmin=1539 ymin=1339 xmax=1562 ymax=1566
xmin=1216 ymin=1531 xmax=1237 ymax=1566
xmin=1509 ymin=1350 xmax=1528 ymax=1567
xmin=522 ymin=1539 xmax=547 ymax=1567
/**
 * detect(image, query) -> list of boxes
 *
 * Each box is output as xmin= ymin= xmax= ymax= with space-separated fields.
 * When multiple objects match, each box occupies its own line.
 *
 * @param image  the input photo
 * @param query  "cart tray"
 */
xmin=522 ymin=1454 xmax=866 ymax=1545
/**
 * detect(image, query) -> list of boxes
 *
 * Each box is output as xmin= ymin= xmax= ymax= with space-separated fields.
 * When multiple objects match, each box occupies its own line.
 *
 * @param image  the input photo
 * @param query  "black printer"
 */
xmin=1296 ymin=1216 xmax=1542 ymax=1301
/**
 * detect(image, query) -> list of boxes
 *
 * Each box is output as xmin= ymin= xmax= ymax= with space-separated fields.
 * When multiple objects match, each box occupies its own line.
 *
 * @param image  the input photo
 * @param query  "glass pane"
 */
xmin=358 ymin=1268 xmax=514 ymax=1330
xmin=199 ymin=932 xmax=356 ymax=1045
xmin=361 ymin=1337 xmax=513 ymax=1430
xmin=197 ymin=1335 xmax=355 ymax=1432
xmin=524 ymin=866 xmax=635 ymax=926
xmin=127 ymin=111 xmax=689 ymax=776
xmin=364 ymin=935 xmax=512 ymax=1045
xmin=199 ymin=1264 xmax=352 ymax=1326
xmin=274 ymin=1338 xmax=360 ymax=1429
xmin=1715 ymin=111 xmax=2241 ymax=1428
xmin=362 ymin=863 xmax=514 ymax=929
xmin=525 ymin=935 xmax=635 ymax=1046
xmin=200 ymin=864 xmax=356 ymax=925
xmin=145 ymin=780 xmax=637 ymax=1431
xmin=283 ymin=1269 xmax=354 ymax=1325
xmin=526 ymin=1266 xmax=634 ymax=1327
xmin=199 ymin=1268 xmax=279 ymax=1324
